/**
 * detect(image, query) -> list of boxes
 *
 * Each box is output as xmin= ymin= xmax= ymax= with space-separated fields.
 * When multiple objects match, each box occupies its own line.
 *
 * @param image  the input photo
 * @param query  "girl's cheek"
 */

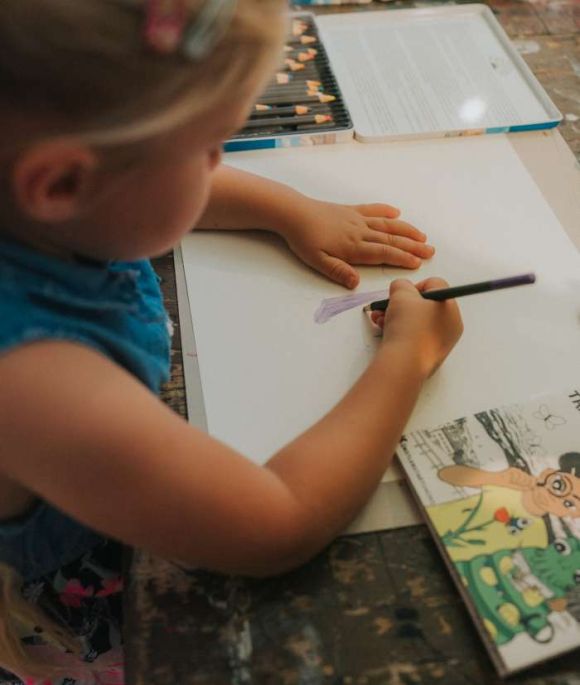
xmin=208 ymin=146 xmax=222 ymax=171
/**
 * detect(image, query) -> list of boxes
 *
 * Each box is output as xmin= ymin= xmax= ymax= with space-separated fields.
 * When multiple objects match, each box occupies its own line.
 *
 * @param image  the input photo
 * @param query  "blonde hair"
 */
xmin=0 ymin=0 xmax=285 ymax=679
xmin=0 ymin=0 xmax=286 ymax=146
xmin=0 ymin=563 xmax=82 ymax=679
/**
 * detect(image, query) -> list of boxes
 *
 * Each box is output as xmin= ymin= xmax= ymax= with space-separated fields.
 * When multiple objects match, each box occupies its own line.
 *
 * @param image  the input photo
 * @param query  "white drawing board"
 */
xmin=180 ymin=134 xmax=580 ymax=481
xmin=174 ymin=249 xmax=422 ymax=528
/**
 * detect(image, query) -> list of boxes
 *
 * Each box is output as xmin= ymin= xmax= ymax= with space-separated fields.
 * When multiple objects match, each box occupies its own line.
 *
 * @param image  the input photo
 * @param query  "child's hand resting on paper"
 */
xmin=370 ymin=277 xmax=463 ymax=377
xmin=198 ymin=166 xmax=434 ymax=289
xmin=277 ymin=198 xmax=435 ymax=289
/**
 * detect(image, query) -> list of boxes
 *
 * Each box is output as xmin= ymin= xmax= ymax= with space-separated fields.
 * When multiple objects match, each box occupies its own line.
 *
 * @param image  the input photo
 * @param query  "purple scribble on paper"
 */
xmin=314 ymin=288 xmax=388 ymax=324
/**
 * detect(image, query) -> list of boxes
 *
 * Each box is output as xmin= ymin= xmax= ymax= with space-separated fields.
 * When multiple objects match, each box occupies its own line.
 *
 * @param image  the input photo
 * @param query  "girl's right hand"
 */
xmin=371 ymin=277 xmax=464 ymax=378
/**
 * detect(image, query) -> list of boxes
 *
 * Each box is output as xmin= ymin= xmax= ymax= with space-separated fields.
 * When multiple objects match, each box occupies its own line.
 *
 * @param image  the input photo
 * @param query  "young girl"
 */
xmin=0 ymin=1 xmax=463 ymax=682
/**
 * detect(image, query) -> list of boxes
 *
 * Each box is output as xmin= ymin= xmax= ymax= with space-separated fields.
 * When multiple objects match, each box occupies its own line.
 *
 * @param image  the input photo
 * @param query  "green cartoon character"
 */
xmin=456 ymin=534 xmax=580 ymax=646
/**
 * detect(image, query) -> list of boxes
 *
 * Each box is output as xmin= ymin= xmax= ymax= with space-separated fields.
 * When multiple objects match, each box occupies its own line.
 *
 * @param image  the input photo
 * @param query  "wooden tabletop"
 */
xmin=126 ymin=2 xmax=580 ymax=683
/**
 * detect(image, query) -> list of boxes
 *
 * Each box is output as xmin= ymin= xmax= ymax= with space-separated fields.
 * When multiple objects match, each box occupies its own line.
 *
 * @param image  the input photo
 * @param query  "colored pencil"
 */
xmin=271 ymin=75 xmax=321 ymax=87
xmin=286 ymin=35 xmax=317 ymax=46
xmin=265 ymin=80 xmax=323 ymax=92
xmin=281 ymin=58 xmax=318 ymax=71
xmin=243 ymin=114 xmax=333 ymax=129
xmin=284 ymin=45 xmax=317 ymax=54
xmin=363 ymin=273 xmax=537 ymax=313
xmin=271 ymin=74 xmax=321 ymax=89
xmin=262 ymin=86 xmax=324 ymax=98
xmin=283 ymin=58 xmax=305 ymax=72
xmin=272 ymin=72 xmax=292 ymax=85
xmin=292 ymin=19 xmax=309 ymax=36
xmin=252 ymin=104 xmax=311 ymax=116
xmin=297 ymin=51 xmax=318 ymax=63
xmin=283 ymin=48 xmax=318 ymax=61
xmin=257 ymin=92 xmax=336 ymax=105
xmin=255 ymin=102 xmax=333 ymax=114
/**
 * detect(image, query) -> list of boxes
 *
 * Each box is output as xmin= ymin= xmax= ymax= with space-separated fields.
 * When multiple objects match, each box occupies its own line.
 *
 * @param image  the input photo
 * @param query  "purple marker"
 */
xmin=364 ymin=273 xmax=536 ymax=313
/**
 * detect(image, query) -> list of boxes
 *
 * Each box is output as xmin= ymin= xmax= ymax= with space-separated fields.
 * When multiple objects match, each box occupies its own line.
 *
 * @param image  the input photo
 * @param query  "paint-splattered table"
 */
xmin=126 ymin=2 xmax=580 ymax=683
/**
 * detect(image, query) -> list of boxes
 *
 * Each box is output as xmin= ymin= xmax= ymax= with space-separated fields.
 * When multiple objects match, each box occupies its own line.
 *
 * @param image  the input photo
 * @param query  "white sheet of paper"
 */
xmin=180 ymin=135 xmax=580 ymax=481
xmin=174 ymin=248 xmax=419 ymax=524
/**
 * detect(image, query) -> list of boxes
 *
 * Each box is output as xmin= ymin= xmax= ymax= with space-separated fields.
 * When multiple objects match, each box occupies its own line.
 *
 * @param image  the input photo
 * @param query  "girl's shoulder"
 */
xmin=0 ymin=237 xmax=159 ymax=305
xmin=0 ymin=238 xmax=171 ymax=393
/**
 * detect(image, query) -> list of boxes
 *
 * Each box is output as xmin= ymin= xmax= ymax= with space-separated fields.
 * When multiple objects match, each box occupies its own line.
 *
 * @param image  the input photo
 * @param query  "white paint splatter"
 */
xmin=228 ymin=618 xmax=253 ymax=685
xmin=554 ymin=88 xmax=580 ymax=106
xmin=513 ymin=39 xmax=541 ymax=55
xmin=569 ymin=57 xmax=580 ymax=79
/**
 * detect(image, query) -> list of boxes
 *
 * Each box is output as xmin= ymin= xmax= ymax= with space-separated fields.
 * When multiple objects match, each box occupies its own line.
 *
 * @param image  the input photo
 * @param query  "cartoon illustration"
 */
xmin=397 ymin=391 xmax=580 ymax=670
xmin=428 ymin=481 xmax=549 ymax=561
xmin=455 ymin=532 xmax=580 ymax=646
xmin=533 ymin=404 xmax=567 ymax=431
xmin=425 ymin=453 xmax=580 ymax=562
xmin=439 ymin=452 xmax=580 ymax=519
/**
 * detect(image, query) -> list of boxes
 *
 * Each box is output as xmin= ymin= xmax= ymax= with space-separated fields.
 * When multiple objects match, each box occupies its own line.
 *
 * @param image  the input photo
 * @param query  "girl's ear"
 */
xmin=12 ymin=142 xmax=98 ymax=223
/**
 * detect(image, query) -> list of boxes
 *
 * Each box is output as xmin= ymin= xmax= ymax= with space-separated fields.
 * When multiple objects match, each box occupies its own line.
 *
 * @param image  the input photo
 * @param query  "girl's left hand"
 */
xmin=278 ymin=199 xmax=434 ymax=289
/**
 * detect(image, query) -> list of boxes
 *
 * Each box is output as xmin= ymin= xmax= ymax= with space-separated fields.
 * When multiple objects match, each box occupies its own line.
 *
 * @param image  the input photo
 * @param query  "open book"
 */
xmin=398 ymin=389 xmax=580 ymax=675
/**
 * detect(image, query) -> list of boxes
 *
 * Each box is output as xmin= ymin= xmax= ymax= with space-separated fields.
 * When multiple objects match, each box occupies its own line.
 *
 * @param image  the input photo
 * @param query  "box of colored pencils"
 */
xmin=225 ymin=14 xmax=353 ymax=152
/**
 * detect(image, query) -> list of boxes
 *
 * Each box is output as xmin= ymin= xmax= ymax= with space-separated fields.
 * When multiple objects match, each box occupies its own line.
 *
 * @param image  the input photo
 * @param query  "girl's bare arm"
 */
xmin=0 ymin=280 xmax=461 ymax=577
xmin=0 ymin=337 xmax=422 ymax=577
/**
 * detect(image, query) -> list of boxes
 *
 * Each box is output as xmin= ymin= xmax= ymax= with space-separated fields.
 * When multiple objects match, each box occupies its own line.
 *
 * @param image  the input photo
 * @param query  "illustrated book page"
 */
xmin=398 ymin=389 xmax=580 ymax=675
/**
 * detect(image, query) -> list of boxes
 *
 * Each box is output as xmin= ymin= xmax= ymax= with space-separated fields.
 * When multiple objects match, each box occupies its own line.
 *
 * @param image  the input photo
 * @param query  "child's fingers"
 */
xmin=363 ymin=230 xmax=435 ymax=259
xmin=366 ymin=217 xmax=426 ymax=242
xmin=414 ymin=277 xmax=450 ymax=293
xmin=370 ymin=310 xmax=385 ymax=328
xmin=389 ymin=278 xmax=418 ymax=296
xmin=360 ymin=243 xmax=422 ymax=268
xmin=316 ymin=252 xmax=360 ymax=289
xmin=354 ymin=242 xmax=424 ymax=269
xmin=354 ymin=203 xmax=400 ymax=219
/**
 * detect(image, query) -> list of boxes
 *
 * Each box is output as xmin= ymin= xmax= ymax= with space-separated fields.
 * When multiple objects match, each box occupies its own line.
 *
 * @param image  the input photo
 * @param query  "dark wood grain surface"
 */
xmin=126 ymin=3 xmax=580 ymax=683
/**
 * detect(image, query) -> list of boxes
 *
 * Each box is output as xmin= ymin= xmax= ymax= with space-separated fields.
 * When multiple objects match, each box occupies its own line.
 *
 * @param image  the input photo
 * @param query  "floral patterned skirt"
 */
xmin=0 ymin=540 xmax=124 ymax=685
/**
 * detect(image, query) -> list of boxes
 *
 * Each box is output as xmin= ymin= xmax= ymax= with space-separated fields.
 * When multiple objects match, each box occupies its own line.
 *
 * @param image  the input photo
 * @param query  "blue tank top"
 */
xmin=0 ymin=238 xmax=171 ymax=581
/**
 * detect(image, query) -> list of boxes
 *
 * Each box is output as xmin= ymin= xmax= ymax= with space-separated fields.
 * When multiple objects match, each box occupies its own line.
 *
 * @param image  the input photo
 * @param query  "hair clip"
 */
xmin=180 ymin=0 xmax=237 ymax=60
xmin=144 ymin=0 xmax=236 ymax=60
xmin=145 ymin=0 xmax=188 ymax=54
